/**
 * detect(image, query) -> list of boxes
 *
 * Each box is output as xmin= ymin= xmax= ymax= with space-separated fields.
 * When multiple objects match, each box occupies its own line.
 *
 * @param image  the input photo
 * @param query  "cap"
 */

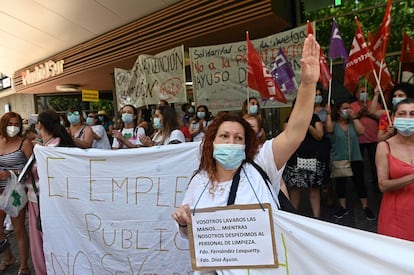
xmin=98 ymin=110 xmax=107 ymax=116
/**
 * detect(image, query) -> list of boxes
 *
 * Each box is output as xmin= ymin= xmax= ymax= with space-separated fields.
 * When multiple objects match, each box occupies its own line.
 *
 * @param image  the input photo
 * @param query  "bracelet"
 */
xmin=178 ymin=223 xmax=187 ymax=228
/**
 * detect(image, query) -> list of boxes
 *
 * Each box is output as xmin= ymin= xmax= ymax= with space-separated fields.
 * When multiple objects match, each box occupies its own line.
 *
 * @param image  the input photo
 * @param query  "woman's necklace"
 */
xmin=213 ymin=183 xmax=226 ymax=194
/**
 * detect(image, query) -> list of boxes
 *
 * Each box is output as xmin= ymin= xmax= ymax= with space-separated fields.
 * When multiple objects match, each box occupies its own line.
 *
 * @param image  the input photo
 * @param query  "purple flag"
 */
xmin=271 ymin=48 xmax=297 ymax=94
xmin=328 ymin=19 xmax=349 ymax=60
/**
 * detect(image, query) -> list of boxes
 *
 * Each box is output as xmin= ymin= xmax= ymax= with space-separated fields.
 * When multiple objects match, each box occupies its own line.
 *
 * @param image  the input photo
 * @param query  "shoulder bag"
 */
xmin=331 ymin=126 xmax=353 ymax=178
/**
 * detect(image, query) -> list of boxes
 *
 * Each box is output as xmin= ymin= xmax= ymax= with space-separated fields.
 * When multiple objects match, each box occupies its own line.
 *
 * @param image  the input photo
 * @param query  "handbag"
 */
xmin=297 ymin=156 xmax=317 ymax=172
xmin=331 ymin=126 xmax=353 ymax=178
xmin=331 ymin=160 xmax=353 ymax=178
xmin=0 ymin=171 xmax=28 ymax=217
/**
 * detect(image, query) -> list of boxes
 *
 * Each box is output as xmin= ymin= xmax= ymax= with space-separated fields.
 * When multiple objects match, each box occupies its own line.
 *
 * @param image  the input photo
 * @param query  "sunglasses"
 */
xmin=68 ymin=111 xmax=80 ymax=116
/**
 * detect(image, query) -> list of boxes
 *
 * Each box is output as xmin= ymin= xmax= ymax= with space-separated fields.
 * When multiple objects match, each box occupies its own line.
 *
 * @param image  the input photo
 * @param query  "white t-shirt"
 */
xmin=152 ymin=129 xmax=185 ymax=145
xmin=112 ymin=127 xmax=145 ymax=149
xmin=189 ymin=120 xmax=211 ymax=142
xmin=91 ymin=125 xmax=111 ymax=150
xmin=181 ymin=140 xmax=283 ymax=275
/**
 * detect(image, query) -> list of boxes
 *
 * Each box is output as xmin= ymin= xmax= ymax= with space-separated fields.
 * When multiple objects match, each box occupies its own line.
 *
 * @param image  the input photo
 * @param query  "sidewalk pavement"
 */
xmin=0 ymin=223 xmax=34 ymax=275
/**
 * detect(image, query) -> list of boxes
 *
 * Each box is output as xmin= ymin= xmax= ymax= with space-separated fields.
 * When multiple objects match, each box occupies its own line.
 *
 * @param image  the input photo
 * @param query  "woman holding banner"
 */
xmin=172 ymin=34 xmax=320 ymax=274
xmin=29 ymin=110 xmax=75 ymax=274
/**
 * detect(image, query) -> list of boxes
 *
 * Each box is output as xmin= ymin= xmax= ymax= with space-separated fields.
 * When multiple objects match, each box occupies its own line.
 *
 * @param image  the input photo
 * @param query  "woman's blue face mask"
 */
xmin=393 ymin=117 xmax=414 ymax=136
xmin=67 ymin=111 xmax=81 ymax=125
xmin=212 ymin=143 xmax=246 ymax=170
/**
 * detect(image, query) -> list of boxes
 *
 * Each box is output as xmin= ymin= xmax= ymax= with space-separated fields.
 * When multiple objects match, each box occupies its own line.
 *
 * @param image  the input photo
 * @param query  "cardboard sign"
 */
xmin=187 ymin=203 xmax=277 ymax=270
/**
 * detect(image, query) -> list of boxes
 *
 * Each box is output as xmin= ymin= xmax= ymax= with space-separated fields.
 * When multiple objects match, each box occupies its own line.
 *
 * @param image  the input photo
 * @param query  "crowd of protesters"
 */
xmin=0 ymin=76 xmax=413 ymax=273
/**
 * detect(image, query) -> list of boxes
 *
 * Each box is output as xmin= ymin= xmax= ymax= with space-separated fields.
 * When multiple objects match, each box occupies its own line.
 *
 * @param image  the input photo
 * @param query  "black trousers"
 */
xmin=335 ymin=160 xmax=368 ymax=199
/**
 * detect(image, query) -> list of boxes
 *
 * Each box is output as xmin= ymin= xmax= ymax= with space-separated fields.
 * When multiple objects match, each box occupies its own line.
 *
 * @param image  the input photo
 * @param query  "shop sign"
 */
xmin=82 ymin=89 xmax=99 ymax=102
xmin=21 ymin=60 xmax=64 ymax=85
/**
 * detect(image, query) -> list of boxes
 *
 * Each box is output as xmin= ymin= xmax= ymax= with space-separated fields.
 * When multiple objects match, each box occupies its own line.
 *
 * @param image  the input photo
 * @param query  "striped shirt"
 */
xmin=0 ymin=139 xmax=28 ymax=189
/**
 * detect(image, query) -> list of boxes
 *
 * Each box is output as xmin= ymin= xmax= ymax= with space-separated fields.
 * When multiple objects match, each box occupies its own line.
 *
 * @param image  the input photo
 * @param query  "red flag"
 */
xmin=400 ymin=32 xmax=414 ymax=73
xmin=367 ymin=29 xmax=394 ymax=90
xmin=369 ymin=0 xmax=392 ymax=61
xmin=344 ymin=18 xmax=375 ymax=93
xmin=246 ymin=31 xmax=287 ymax=103
xmin=307 ymin=21 xmax=332 ymax=89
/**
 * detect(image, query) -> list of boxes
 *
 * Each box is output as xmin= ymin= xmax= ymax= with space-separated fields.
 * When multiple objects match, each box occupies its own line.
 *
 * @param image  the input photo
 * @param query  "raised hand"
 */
xmin=300 ymin=34 xmax=320 ymax=85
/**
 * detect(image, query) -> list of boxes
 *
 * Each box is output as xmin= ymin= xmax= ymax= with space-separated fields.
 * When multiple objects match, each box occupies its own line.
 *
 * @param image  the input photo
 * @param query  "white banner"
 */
xmin=189 ymin=25 xmax=308 ymax=112
xmin=35 ymin=143 xmax=199 ymax=274
xmin=35 ymin=143 xmax=414 ymax=274
xmin=114 ymin=45 xmax=186 ymax=109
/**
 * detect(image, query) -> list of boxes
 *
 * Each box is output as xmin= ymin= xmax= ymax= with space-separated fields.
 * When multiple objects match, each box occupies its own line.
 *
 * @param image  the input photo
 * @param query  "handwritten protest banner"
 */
xmin=35 ymin=143 xmax=198 ymax=274
xmin=189 ymin=24 xmax=308 ymax=112
xmin=35 ymin=143 xmax=414 ymax=274
xmin=114 ymin=45 xmax=186 ymax=109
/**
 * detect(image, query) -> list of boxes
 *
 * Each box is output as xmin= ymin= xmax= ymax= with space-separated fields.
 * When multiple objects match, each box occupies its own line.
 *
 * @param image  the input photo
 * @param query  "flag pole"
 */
xmin=328 ymin=60 xmax=333 ymax=106
xmin=364 ymin=78 xmax=367 ymax=104
xmin=371 ymin=68 xmax=391 ymax=124
xmin=398 ymin=58 xmax=402 ymax=83
xmin=246 ymin=31 xmax=250 ymax=113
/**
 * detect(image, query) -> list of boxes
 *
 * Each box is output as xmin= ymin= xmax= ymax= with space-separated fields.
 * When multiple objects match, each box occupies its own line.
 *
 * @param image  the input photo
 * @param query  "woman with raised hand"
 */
xmin=172 ymin=34 xmax=320 ymax=275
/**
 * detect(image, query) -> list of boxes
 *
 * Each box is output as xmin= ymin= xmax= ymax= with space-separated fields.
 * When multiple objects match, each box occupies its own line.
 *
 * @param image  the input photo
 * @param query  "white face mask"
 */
xmin=6 ymin=126 xmax=20 ymax=137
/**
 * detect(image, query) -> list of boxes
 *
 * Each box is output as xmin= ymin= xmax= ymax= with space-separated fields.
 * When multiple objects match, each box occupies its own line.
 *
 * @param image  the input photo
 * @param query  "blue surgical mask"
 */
xmin=393 ymin=118 xmax=414 ymax=136
xmin=392 ymin=97 xmax=405 ymax=106
xmin=359 ymin=92 xmax=368 ymax=101
xmin=340 ymin=109 xmax=349 ymax=119
xmin=197 ymin=112 xmax=206 ymax=119
xmin=188 ymin=107 xmax=194 ymax=114
xmin=67 ymin=114 xmax=80 ymax=125
xmin=153 ymin=117 xmax=162 ymax=129
xmin=98 ymin=115 xmax=104 ymax=121
xmin=315 ymin=95 xmax=323 ymax=104
xmin=249 ymin=105 xmax=258 ymax=114
xmin=213 ymin=143 xmax=246 ymax=170
xmin=121 ymin=113 xmax=134 ymax=124
xmin=86 ymin=117 xmax=94 ymax=125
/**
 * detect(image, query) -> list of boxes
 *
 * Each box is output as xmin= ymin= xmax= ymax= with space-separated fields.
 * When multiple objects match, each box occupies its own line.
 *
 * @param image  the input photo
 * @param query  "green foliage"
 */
xmin=48 ymin=96 xmax=82 ymax=111
xmin=90 ymin=99 xmax=115 ymax=116
xmin=304 ymin=0 xmax=414 ymax=82
xmin=47 ymin=97 xmax=114 ymax=115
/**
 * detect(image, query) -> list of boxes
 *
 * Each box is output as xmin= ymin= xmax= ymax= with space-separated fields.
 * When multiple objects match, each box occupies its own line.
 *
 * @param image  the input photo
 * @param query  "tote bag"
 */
xmin=0 ymin=171 xmax=28 ymax=217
